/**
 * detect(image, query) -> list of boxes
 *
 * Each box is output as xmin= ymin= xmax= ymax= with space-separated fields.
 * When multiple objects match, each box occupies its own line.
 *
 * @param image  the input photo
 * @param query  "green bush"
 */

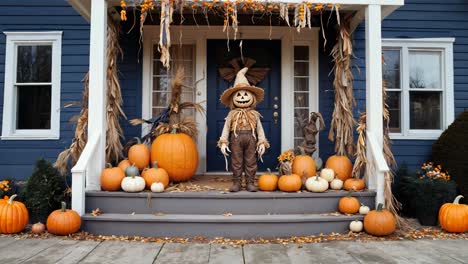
xmin=432 ymin=111 xmax=468 ymax=203
xmin=19 ymin=159 xmax=68 ymax=223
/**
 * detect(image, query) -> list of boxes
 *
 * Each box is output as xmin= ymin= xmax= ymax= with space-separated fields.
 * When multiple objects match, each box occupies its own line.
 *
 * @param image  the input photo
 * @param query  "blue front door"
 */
xmin=206 ymin=39 xmax=281 ymax=172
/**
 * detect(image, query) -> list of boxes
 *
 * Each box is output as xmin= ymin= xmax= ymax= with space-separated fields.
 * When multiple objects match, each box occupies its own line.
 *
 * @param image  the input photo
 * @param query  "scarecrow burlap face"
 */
xmin=232 ymin=89 xmax=256 ymax=108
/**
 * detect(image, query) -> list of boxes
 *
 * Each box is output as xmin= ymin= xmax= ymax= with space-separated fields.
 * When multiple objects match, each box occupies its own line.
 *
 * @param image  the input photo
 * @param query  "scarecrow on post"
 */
xmin=217 ymin=67 xmax=270 ymax=192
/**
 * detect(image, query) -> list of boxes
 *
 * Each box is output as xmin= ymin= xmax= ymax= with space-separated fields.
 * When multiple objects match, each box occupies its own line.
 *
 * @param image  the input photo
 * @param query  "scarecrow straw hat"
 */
xmin=220 ymin=67 xmax=265 ymax=107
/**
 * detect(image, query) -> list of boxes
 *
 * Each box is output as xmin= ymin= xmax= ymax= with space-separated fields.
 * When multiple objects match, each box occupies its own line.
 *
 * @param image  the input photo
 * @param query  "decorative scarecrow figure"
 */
xmin=218 ymin=67 xmax=269 ymax=192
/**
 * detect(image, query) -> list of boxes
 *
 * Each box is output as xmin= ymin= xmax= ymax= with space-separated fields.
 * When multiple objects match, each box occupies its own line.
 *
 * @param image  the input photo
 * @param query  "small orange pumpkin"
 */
xmin=128 ymin=137 xmax=150 ymax=170
xmin=292 ymin=155 xmax=316 ymax=178
xmin=118 ymin=159 xmax=132 ymax=173
xmin=31 ymin=222 xmax=46 ymax=234
xmin=151 ymin=129 xmax=198 ymax=182
xmin=364 ymin=203 xmax=396 ymax=236
xmin=344 ymin=178 xmax=366 ymax=191
xmin=100 ymin=164 xmax=125 ymax=191
xmin=278 ymin=173 xmax=302 ymax=192
xmin=438 ymin=195 xmax=468 ymax=233
xmin=46 ymin=201 xmax=81 ymax=236
xmin=325 ymin=155 xmax=353 ymax=181
xmin=338 ymin=193 xmax=360 ymax=214
xmin=0 ymin=194 xmax=29 ymax=234
xmin=142 ymin=161 xmax=170 ymax=189
xmin=258 ymin=168 xmax=278 ymax=192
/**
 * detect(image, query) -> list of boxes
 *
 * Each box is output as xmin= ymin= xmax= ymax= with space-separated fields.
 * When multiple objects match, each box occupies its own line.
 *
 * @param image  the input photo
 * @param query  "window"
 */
xmin=152 ymin=44 xmax=195 ymax=118
xmin=382 ymin=39 xmax=454 ymax=140
xmin=2 ymin=32 xmax=62 ymax=140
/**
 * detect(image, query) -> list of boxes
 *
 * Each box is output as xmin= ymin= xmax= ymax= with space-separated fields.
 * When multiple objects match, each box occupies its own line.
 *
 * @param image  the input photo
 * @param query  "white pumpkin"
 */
xmin=305 ymin=176 xmax=329 ymax=193
xmin=320 ymin=168 xmax=335 ymax=182
xmin=151 ymin=182 xmax=165 ymax=193
xmin=349 ymin=220 xmax=363 ymax=232
xmin=330 ymin=178 xmax=343 ymax=190
xmin=359 ymin=204 xmax=370 ymax=215
xmin=121 ymin=176 xmax=145 ymax=192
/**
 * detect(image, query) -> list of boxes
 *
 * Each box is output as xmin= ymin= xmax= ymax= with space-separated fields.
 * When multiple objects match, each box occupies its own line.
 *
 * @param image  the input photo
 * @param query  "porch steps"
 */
xmin=82 ymin=190 xmax=375 ymax=239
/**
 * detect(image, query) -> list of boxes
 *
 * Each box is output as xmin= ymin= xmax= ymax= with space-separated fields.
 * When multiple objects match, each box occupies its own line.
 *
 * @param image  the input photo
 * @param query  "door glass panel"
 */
xmin=294 ymin=46 xmax=310 ymax=147
xmin=409 ymin=51 xmax=441 ymax=89
xmin=410 ymin=91 xmax=441 ymax=129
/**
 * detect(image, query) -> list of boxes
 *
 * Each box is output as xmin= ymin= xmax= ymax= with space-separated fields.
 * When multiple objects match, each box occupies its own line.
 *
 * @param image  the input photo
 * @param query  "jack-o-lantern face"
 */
xmin=232 ymin=89 xmax=255 ymax=108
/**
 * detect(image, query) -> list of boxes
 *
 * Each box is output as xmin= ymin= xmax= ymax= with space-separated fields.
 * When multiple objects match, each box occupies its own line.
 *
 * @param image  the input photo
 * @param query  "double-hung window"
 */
xmin=382 ymin=38 xmax=454 ymax=140
xmin=1 ymin=32 xmax=62 ymax=140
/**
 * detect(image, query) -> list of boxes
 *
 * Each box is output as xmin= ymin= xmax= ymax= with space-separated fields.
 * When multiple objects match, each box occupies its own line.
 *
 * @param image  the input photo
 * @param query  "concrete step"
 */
xmin=85 ymin=190 xmax=376 ymax=215
xmin=82 ymin=213 xmax=364 ymax=239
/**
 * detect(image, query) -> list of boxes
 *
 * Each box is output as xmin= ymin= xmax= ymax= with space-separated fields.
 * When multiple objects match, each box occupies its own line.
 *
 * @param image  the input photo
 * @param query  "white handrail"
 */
xmin=71 ymin=134 xmax=100 ymax=215
xmin=367 ymin=131 xmax=390 ymax=172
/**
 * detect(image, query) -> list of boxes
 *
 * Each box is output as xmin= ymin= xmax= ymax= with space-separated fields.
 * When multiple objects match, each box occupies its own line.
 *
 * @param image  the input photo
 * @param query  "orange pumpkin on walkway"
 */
xmin=258 ymin=169 xmax=278 ymax=191
xmin=438 ymin=195 xmax=468 ymax=233
xmin=325 ymin=155 xmax=353 ymax=181
xmin=292 ymin=155 xmax=316 ymax=178
xmin=364 ymin=203 xmax=396 ymax=236
xmin=46 ymin=201 xmax=81 ymax=236
xmin=344 ymin=178 xmax=366 ymax=191
xmin=128 ymin=137 xmax=150 ymax=170
xmin=151 ymin=129 xmax=198 ymax=182
xmin=142 ymin=161 xmax=170 ymax=189
xmin=0 ymin=194 xmax=29 ymax=234
xmin=100 ymin=164 xmax=125 ymax=191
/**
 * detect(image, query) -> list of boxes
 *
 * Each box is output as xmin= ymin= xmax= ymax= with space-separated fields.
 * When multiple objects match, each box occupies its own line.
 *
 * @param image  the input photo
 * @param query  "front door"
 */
xmin=206 ymin=39 xmax=281 ymax=172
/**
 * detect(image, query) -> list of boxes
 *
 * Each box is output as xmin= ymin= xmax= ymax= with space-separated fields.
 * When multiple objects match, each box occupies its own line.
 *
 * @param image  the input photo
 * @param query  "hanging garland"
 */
xmin=119 ymin=0 xmax=341 ymax=68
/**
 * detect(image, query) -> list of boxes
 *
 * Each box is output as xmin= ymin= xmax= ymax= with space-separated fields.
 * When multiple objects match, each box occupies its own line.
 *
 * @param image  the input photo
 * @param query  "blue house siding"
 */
xmin=352 ymin=0 xmax=468 ymax=172
xmin=0 ymin=0 xmax=89 ymax=180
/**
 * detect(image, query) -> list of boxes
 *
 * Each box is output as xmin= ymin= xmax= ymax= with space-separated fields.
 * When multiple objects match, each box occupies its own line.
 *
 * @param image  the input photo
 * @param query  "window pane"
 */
xmin=16 ymin=45 xmax=52 ymax=83
xmin=153 ymin=77 xmax=171 ymax=92
xmin=386 ymin=91 xmax=401 ymax=133
xmin=410 ymin=91 xmax=441 ymax=129
xmin=383 ymin=49 xmax=400 ymax=89
xmin=152 ymin=92 xmax=169 ymax=107
xmin=409 ymin=51 xmax=441 ymax=89
xmin=294 ymin=92 xmax=308 ymax=108
xmin=16 ymin=85 xmax=51 ymax=129
xmin=294 ymin=109 xmax=309 ymax=138
xmin=294 ymin=62 xmax=308 ymax=76
xmin=294 ymin=46 xmax=309 ymax=60
xmin=294 ymin=78 xmax=308 ymax=91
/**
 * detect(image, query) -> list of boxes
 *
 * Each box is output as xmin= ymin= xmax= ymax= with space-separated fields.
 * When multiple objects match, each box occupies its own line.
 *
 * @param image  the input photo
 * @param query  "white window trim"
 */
xmin=1 ymin=31 xmax=62 ymax=140
xmin=382 ymin=38 xmax=455 ymax=140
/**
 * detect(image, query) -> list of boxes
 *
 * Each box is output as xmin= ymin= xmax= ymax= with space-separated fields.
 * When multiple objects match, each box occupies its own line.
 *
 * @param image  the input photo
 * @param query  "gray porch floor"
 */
xmin=1 ymin=237 xmax=467 ymax=264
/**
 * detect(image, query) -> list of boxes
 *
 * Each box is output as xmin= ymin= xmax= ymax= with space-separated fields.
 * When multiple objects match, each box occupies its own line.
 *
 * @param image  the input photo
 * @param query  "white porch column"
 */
xmin=365 ymin=4 xmax=385 ymax=206
xmin=86 ymin=0 xmax=108 ymax=190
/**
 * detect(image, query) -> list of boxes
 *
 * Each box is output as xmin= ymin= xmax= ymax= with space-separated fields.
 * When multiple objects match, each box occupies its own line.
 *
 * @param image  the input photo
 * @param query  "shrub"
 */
xmin=432 ymin=111 xmax=468 ymax=203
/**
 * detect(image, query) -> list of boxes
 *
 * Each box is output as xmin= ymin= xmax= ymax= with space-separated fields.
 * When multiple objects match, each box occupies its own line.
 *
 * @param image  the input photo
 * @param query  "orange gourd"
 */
xmin=142 ymin=161 xmax=170 ymax=189
xmin=278 ymin=173 xmax=302 ymax=192
xmin=438 ymin=195 xmax=468 ymax=233
xmin=31 ymin=222 xmax=46 ymax=234
xmin=344 ymin=178 xmax=366 ymax=191
xmin=100 ymin=164 xmax=125 ymax=191
xmin=325 ymin=155 xmax=353 ymax=181
xmin=128 ymin=137 xmax=150 ymax=170
xmin=364 ymin=203 xmax=396 ymax=236
xmin=292 ymin=155 xmax=316 ymax=178
xmin=46 ymin=201 xmax=81 ymax=236
xmin=118 ymin=159 xmax=132 ymax=173
xmin=258 ymin=168 xmax=278 ymax=192
xmin=151 ymin=129 xmax=198 ymax=182
xmin=338 ymin=193 xmax=360 ymax=214
xmin=0 ymin=194 xmax=29 ymax=234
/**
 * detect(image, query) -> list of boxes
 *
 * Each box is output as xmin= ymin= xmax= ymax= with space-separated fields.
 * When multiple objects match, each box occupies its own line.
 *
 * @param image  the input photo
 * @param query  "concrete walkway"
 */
xmin=0 ymin=237 xmax=467 ymax=264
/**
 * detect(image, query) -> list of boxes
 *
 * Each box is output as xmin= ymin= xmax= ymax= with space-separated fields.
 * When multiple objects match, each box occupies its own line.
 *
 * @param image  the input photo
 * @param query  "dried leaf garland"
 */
xmin=328 ymin=19 xmax=356 ymax=157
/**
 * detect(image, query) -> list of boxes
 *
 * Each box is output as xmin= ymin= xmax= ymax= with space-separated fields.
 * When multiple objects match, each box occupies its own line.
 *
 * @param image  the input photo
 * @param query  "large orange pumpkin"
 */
xmin=118 ymin=159 xmax=132 ymax=173
xmin=325 ymin=155 xmax=353 ymax=181
xmin=258 ymin=169 xmax=278 ymax=192
xmin=151 ymin=129 xmax=198 ymax=182
xmin=438 ymin=195 xmax=468 ymax=233
xmin=292 ymin=155 xmax=316 ymax=178
xmin=142 ymin=161 xmax=170 ymax=189
xmin=0 ymin=194 xmax=29 ymax=234
xmin=364 ymin=203 xmax=396 ymax=236
xmin=128 ymin=137 xmax=150 ymax=170
xmin=278 ymin=173 xmax=302 ymax=192
xmin=46 ymin=201 xmax=81 ymax=236
xmin=100 ymin=164 xmax=125 ymax=191
xmin=344 ymin=178 xmax=366 ymax=191
xmin=338 ymin=194 xmax=360 ymax=214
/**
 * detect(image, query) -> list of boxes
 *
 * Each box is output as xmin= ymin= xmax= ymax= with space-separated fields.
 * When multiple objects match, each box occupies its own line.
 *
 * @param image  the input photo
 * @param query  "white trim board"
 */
xmin=1 ymin=31 xmax=62 ymax=140
xmin=142 ymin=26 xmax=319 ymax=173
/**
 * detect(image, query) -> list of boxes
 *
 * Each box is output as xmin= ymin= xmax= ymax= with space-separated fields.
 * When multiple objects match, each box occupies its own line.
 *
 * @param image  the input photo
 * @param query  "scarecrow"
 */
xmin=218 ymin=67 xmax=269 ymax=192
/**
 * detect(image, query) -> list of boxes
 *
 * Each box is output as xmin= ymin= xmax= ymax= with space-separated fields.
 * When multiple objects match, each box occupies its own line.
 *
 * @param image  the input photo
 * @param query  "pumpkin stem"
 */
xmin=133 ymin=137 xmax=142 ymax=145
xmin=346 ymin=190 xmax=354 ymax=197
xmin=453 ymin=195 xmax=464 ymax=205
xmin=376 ymin=203 xmax=384 ymax=211
xmin=171 ymin=127 xmax=177 ymax=134
xmin=61 ymin=201 xmax=67 ymax=212
xmin=8 ymin=194 xmax=17 ymax=205
xmin=267 ymin=168 xmax=271 ymax=174
xmin=315 ymin=175 xmax=320 ymax=181
xmin=153 ymin=161 xmax=159 ymax=169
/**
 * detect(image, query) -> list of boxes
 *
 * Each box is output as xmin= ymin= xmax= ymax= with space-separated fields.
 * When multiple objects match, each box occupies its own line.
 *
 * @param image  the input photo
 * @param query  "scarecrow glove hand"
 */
xmin=257 ymin=144 xmax=266 ymax=157
xmin=220 ymin=144 xmax=230 ymax=156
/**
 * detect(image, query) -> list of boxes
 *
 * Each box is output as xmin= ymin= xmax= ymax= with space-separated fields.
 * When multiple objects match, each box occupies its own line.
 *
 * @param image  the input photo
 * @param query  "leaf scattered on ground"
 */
xmin=91 ymin=208 xmax=102 ymax=217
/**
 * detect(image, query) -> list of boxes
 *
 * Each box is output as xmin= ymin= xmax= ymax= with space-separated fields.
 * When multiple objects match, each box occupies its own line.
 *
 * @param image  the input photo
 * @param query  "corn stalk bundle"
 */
xmin=54 ymin=17 xmax=126 ymax=174
xmin=159 ymin=0 xmax=173 ymax=68
xmin=328 ymin=19 xmax=356 ymax=157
